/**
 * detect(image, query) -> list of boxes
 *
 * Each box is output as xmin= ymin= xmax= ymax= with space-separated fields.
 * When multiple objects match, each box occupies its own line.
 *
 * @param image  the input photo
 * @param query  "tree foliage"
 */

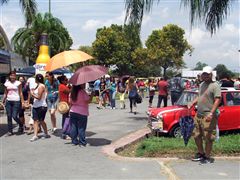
xmin=0 ymin=35 xmax=5 ymax=49
xmin=92 ymin=24 xmax=141 ymax=75
xmin=193 ymin=61 xmax=208 ymax=70
xmin=145 ymin=24 xmax=192 ymax=76
xmin=1 ymin=0 xmax=37 ymax=26
xmin=11 ymin=13 xmax=73 ymax=62
xmin=124 ymin=0 xmax=233 ymax=34
xmin=214 ymin=64 xmax=234 ymax=79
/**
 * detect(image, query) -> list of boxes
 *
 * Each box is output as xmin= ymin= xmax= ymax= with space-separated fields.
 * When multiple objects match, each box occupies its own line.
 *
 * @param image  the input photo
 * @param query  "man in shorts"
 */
xmin=188 ymin=66 xmax=221 ymax=164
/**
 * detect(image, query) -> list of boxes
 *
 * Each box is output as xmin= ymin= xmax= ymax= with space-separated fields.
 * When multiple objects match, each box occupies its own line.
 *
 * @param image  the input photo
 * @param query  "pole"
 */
xmin=49 ymin=0 xmax=51 ymax=15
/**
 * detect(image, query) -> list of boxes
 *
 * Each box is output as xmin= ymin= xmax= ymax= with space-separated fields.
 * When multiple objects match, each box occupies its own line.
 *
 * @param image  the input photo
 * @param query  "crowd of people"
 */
xmin=2 ymin=68 xmax=240 ymax=149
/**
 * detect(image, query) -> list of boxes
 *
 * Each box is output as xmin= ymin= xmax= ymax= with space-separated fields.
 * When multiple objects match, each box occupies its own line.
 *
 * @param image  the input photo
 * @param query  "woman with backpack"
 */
xmin=126 ymin=77 xmax=139 ymax=115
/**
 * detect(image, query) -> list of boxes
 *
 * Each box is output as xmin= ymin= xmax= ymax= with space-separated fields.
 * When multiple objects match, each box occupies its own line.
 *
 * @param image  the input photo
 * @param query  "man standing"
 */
xmin=189 ymin=66 xmax=221 ymax=164
xmin=157 ymin=77 xmax=169 ymax=108
xmin=169 ymin=76 xmax=184 ymax=105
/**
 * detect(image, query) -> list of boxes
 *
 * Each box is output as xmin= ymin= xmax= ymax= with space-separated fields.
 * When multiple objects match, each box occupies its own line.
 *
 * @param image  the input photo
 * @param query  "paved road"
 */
xmin=1 ymin=97 xmax=167 ymax=179
xmin=1 ymin=97 xmax=239 ymax=180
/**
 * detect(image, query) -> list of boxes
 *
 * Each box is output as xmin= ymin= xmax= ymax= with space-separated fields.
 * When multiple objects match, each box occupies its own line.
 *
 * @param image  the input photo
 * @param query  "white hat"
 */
xmin=202 ymin=66 xmax=213 ymax=74
xmin=202 ymin=66 xmax=216 ymax=81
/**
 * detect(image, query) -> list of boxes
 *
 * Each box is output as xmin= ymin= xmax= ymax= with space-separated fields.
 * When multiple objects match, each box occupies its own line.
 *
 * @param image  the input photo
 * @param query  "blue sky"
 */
xmin=1 ymin=0 xmax=239 ymax=72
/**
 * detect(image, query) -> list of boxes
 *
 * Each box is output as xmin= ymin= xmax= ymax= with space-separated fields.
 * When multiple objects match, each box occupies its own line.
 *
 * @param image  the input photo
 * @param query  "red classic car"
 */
xmin=147 ymin=87 xmax=240 ymax=137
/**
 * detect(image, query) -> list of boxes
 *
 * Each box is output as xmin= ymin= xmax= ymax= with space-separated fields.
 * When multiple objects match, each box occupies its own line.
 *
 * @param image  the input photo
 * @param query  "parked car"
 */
xmin=147 ymin=87 xmax=240 ymax=137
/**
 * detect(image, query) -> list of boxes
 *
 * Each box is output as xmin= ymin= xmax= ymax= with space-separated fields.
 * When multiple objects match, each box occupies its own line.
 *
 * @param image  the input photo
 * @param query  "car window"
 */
xmin=226 ymin=92 xmax=240 ymax=106
xmin=176 ymin=92 xmax=198 ymax=106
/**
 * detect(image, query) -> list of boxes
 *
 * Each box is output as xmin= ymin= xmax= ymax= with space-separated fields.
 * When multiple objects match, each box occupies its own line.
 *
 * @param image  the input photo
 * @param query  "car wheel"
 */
xmin=170 ymin=125 xmax=181 ymax=138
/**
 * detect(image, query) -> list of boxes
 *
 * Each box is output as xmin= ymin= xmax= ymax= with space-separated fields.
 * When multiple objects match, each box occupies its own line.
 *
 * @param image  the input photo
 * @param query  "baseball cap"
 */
xmin=202 ymin=66 xmax=216 ymax=81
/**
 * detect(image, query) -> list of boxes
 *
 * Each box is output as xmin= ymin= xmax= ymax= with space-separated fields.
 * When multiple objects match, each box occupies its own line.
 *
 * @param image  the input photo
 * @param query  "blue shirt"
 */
xmin=94 ymin=79 xmax=100 ymax=91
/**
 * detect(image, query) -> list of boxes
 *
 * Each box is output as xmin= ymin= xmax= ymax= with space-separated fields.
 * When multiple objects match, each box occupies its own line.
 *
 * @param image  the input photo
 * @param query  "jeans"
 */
xmin=70 ymin=112 xmax=88 ymax=145
xmin=62 ymin=112 xmax=69 ymax=128
xmin=157 ymin=95 xmax=168 ymax=108
xmin=129 ymin=96 xmax=136 ymax=111
xmin=5 ymin=101 xmax=22 ymax=133
xmin=110 ymin=91 xmax=116 ymax=108
xmin=170 ymin=91 xmax=182 ymax=105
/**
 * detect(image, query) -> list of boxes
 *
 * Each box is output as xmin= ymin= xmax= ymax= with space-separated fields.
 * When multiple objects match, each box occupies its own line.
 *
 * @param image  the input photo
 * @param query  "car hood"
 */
xmin=148 ymin=105 xmax=186 ymax=117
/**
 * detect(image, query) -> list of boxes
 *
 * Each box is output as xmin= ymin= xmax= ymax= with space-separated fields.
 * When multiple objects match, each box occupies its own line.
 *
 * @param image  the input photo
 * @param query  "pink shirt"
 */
xmin=70 ymin=90 xmax=90 ymax=116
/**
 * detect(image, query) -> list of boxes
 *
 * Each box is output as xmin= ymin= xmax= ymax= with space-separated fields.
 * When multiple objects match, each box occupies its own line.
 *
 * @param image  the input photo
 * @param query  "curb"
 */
xmin=101 ymin=127 xmax=240 ymax=162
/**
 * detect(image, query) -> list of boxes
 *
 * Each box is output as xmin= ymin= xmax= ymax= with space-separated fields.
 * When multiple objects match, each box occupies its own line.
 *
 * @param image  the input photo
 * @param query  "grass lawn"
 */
xmin=118 ymin=134 xmax=240 ymax=158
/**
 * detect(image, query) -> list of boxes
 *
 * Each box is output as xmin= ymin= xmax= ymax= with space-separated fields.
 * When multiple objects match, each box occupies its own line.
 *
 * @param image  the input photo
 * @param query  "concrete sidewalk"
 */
xmin=1 ymin=97 xmax=239 ymax=179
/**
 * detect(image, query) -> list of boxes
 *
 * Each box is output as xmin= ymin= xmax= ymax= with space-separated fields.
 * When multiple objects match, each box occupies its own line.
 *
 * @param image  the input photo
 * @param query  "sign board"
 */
xmin=182 ymin=70 xmax=217 ymax=78
xmin=0 ymin=63 xmax=10 ymax=74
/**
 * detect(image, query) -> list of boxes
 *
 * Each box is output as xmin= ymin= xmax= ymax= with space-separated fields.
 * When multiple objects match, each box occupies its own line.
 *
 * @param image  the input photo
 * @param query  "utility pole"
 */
xmin=49 ymin=0 xmax=51 ymax=15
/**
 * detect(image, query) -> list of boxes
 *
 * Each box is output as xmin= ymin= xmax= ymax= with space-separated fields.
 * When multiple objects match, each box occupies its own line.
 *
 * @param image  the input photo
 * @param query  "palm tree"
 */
xmin=0 ymin=0 xmax=37 ymax=26
xmin=125 ymin=0 xmax=233 ymax=34
xmin=11 ymin=13 xmax=73 ymax=62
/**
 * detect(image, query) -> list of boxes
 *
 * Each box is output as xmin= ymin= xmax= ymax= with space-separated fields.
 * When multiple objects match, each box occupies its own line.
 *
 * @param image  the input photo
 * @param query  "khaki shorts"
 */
xmin=192 ymin=114 xmax=217 ymax=142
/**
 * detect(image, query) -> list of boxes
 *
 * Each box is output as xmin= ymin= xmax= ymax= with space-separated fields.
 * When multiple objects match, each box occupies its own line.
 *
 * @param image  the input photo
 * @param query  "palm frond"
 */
xmin=124 ymin=0 xmax=158 ymax=29
xmin=0 ymin=0 xmax=9 ymax=5
xmin=20 ymin=0 xmax=38 ymax=26
xmin=182 ymin=0 xmax=232 ymax=34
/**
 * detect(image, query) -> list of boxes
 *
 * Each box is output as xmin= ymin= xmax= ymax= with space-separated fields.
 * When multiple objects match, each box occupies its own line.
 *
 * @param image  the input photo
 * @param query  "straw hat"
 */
xmin=58 ymin=101 xmax=69 ymax=114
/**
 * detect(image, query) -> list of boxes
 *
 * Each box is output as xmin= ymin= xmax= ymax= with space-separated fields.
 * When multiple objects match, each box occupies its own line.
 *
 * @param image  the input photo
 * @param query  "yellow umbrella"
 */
xmin=45 ymin=50 xmax=93 ymax=71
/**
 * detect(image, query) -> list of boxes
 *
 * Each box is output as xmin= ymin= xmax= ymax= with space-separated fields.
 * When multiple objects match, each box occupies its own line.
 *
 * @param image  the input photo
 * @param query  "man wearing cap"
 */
xmin=189 ymin=66 xmax=221 ymax=164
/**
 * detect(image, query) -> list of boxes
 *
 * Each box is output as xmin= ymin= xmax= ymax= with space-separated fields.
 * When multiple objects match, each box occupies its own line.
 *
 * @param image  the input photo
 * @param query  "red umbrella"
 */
xmin=69 ymin=65 xmax=108 ymax=85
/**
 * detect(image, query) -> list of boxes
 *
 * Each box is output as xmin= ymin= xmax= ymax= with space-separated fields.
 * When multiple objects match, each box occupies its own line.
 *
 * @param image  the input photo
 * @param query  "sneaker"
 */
xmin=17 ymin=127 xmax=24 ymax=133
xmin=5 ymin=132 xmax=14 ymax=137
xmin=199 ymin=157 xmax=214 ymax=165
xmin=30 ymin=136 xmax=39 ymax=142
xmin=41 ymin=134 xmax=51 ymax=139
xmin=192 ymin=153 xmax=205 ymax=162
xmin=134 ymin=112 xmax=137 ymax=115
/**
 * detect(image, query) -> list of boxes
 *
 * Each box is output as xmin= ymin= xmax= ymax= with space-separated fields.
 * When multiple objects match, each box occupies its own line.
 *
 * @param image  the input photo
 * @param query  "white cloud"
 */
xmin=160 ymin=7 xmax=169 ymax=18
xmin=82 ymin=19 xmax=102 ymax=31
xmin=186 ymin=28 xmax=207 ymax=45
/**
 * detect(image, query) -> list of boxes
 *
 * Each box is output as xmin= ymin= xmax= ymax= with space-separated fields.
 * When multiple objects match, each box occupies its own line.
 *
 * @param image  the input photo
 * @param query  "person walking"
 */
xmin=117 ymin=79 xmax=126 ymax=109
xmin=169 ymin=76 xmax=184 ymax=105
xmin=126 ymin=77 xmax=138 ymax=114
xmin=18 ymin=76 xmax=30 ymax=130
xmin=157 ymin=77 xmax=169 ymax=108
xmin=30 ymin=74 xmax=50 ymax=142
xmin=110 ymin=77 xmax=117 ymax=109
xmin=45 ymin=72 xmax=59 ymax=133
xmin=69 ymin=84 xmax=94 ymax=146
xmin=189 ymin=66 xmax=221 ymax=164
xmin=148 ymin=79 xmax=156 ymax=108
xmin=2 ymin=71 xmax=24 ymax=136
xmin=58 ymin=75 xmax=71 ymax=139
xmin=93 ymin=78 xmax=100 ymax=104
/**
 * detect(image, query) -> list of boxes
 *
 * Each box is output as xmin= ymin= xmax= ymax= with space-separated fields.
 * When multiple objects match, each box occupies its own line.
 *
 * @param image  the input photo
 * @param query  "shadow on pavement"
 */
xmin=52 ymin=130 xmax=97 ymax=138
xmin=87 ymin=138 xmax=111 ymax=146
xmin=0 ymin=124 xmax=17 ymax=137
xmin=128 ymin=116 xmax=148 ymax=121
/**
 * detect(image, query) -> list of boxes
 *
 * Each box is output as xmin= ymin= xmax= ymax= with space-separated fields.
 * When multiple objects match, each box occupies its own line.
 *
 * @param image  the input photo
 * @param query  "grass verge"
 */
xmin=118 ymin=134 xmax=240 ymax=158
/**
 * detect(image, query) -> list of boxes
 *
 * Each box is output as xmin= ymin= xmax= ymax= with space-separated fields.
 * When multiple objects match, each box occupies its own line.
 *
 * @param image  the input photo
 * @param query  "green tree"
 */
xmin=193 ymin=61 xmax=208 ymax=70
xmin=146 ymin=24 xmax=192 ymax=76
xmin=214 ymin=64 xmax=234 ymax=79
xmin=125 ymin=0 xmax=233 ymax=34
xmin=0 ymin=35 xmax=5 ymax=49
xmin=132 ymin=47 xmax=161 ymax=77
xmin=92 ymin=24 xmax=141 ymax=75
xmin=11 ymin=13 xmax=73 ymax=63
xmin=1 ymin=0 xmax=37 ymax=26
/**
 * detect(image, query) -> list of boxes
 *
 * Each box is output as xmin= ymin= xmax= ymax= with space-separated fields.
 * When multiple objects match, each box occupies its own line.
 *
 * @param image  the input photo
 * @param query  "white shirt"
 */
xmin=32 ymin=84 xmax=47 ymax=108
xmin=27 ymin=77 xmax=37 ymax=90
xmin=4 ymin=80 xmax=21 ymax=101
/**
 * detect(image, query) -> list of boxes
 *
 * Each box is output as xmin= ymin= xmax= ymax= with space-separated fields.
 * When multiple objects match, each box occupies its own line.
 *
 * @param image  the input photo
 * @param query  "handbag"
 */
xmin=62 ymin=117 xmax=71 ymax=135
xmin=135 ymin=94 xmax=142 ymax=104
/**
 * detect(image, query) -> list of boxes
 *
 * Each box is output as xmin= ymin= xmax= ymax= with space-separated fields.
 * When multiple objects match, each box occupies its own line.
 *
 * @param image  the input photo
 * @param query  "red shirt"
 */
xmin=59 ymin=84 xmax=70 ymax=103
xmin=158 ymin=80 xmax=168 ymax=96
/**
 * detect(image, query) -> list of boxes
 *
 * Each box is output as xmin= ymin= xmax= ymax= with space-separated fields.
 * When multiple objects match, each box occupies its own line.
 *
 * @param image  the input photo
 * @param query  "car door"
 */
xmin=219 ymin=92 xmax=240 ymax=131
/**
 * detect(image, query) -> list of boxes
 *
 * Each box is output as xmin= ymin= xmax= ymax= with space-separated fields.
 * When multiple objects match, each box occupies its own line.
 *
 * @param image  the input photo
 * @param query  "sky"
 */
xmin=1 ymin=0 xmax=239 ymax=72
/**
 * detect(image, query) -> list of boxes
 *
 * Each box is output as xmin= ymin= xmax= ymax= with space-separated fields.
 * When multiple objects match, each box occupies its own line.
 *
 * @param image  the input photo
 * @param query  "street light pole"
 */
xmin=49 ymin=0 xmax=51 ymax=15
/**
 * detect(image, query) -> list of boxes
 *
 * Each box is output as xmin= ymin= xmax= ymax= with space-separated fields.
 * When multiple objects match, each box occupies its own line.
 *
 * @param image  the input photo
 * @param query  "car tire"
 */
xmin=169 ymin=125 xmax=181 ymax=138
